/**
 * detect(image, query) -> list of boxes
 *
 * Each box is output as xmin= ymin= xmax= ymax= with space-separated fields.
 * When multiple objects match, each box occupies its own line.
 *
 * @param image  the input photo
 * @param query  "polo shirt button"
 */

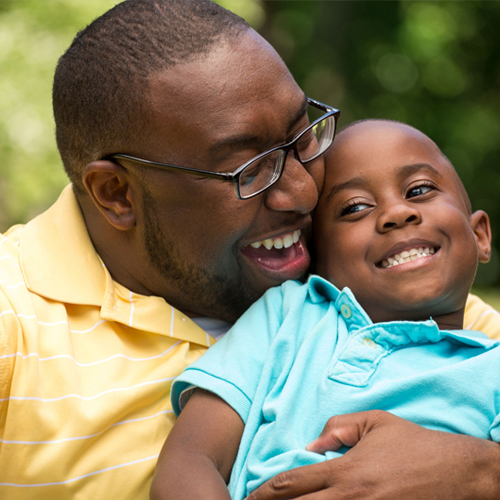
xmin=340 ymin=304 xmax=352 ymax=319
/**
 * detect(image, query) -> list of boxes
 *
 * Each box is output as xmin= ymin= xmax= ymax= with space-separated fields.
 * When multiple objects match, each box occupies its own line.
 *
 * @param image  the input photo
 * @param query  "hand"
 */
xmin=245 ymin=410 xmax=500 ymax=500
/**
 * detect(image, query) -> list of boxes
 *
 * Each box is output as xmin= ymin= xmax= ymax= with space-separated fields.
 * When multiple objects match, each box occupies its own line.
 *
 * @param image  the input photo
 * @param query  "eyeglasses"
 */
xmin=105 ymin=97 xmax=340 ymax=200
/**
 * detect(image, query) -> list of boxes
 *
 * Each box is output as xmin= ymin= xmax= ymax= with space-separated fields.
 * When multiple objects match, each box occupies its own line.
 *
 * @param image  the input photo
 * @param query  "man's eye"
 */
xmin=407 ymin=183 xmax=433 ymax=198
xmin=296 ymin=130 xmax=315 ymax=152
xmin=340 ymin=201 xmax=371 ymax=216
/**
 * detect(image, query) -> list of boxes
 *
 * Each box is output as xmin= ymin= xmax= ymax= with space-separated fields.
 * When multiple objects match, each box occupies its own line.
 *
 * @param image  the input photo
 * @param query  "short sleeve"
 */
xmin=171 ymin=283 xmax=297 ymax=423
xmin=490 ymin=412 xmax=500 ymax=442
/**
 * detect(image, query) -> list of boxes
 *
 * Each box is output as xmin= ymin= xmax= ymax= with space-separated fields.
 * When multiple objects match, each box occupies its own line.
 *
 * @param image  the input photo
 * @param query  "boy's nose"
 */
xmin=376 ymin=201 xmax=422 ymax=233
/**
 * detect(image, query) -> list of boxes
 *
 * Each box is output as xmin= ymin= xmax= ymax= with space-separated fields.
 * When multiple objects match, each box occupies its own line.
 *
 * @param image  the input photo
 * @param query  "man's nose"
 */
xmin=264 ymin=152 xmax=323 ymax=214
xmin=376 ymin=200 xmax=422 ymax=233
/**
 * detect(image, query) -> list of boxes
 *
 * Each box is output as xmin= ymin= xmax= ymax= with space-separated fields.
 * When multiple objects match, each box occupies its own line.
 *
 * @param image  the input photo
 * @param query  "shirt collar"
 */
xmin=20 ymin=185 xmax=105 ymax=306
xmin=306 ymin=274 xmax=498 ymax=350
xmin=307 ymin=274 xmax=372 ymax=329
xmin=19 ymin=185 xmax=214 ymax=346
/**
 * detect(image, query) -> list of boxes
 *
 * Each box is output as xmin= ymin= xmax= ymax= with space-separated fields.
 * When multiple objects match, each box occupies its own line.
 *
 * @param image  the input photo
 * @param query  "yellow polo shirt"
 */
xmin=0 ymin=185 xmax=215 ymax=499
xmin=1 ymin=186 xmax=499 ymax=499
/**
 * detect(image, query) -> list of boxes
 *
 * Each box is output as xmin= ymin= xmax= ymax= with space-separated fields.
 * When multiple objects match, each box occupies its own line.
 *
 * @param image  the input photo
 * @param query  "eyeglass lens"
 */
xmin=238 ymin=112 xmax=337 ymax=199
xmin=239 ymin=149 xmax=286 ymax=198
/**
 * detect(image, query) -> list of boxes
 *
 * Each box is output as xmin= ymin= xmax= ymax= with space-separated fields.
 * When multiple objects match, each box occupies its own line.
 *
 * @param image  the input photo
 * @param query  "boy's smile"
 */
xmin=314 ymin=120 xmax=491 ymax=328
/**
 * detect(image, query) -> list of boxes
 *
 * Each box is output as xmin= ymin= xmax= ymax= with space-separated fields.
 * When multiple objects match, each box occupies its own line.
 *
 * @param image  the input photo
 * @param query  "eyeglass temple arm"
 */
xmin=306 ymin=97 xmax=336 ymax=113
xmin=106 ymin=154 xmax=238 ymax=182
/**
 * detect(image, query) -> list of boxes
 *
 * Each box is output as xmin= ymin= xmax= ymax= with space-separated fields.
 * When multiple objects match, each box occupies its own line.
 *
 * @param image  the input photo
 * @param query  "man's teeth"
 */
xmin=380 ymin=247 xmax=436 ymax=268
xmin=250 ymin=230 xmax=301 ymax=250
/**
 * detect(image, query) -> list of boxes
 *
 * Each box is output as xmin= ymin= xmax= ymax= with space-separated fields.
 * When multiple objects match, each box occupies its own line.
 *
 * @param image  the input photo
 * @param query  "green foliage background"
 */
xmin=1 ymin=0 xmax=500 ymax=299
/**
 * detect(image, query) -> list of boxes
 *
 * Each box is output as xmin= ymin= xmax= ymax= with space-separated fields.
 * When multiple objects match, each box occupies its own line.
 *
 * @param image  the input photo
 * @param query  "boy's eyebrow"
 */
xmin=397 ymin=163 xmax=444 ymax=180
xmin=326 ymin=177 xmax=365 ymax=202
xmin=326 ymin=163 xmax=444 ymax=202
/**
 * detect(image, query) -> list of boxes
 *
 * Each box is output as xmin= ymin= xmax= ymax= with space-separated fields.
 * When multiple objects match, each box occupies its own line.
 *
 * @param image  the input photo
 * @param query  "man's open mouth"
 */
xmin=379 ymin=246 xmax=439 ymax=269
xmin=241 ymin=229 xmax=308 ymax=273
xmin=248 ymin=229 xmax=301 ymax=250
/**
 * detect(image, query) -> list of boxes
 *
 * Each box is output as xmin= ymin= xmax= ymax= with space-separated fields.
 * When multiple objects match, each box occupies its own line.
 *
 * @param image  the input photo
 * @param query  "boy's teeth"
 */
xmin=249 ymin=230 xmax=301 ymax=251
xmin=380 ymin=246 xmax=436 ymax=268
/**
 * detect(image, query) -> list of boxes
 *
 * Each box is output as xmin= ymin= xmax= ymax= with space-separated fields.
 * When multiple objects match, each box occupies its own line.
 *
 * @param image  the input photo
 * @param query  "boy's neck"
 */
xmin=367 ymin=305 xmax=465 ymax=331
xmin=429 ymin=308 xmax=465 ymax=331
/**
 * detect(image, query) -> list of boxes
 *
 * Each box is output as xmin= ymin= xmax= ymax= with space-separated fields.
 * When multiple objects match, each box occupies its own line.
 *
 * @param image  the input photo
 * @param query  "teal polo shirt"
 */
xmin=172 ymin=276 xmax=500 ymax=500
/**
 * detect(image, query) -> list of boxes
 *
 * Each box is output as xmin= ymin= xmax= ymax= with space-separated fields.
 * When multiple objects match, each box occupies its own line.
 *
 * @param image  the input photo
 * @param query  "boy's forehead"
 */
xmin=330 ymin=121 xmax=442 ymax=167
xmin=326 ymin=121 xmax=451 ymax=181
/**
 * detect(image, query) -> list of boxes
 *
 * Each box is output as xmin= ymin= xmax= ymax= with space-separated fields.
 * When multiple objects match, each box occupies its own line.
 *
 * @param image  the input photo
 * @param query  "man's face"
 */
xmin=314 ymin=121 xmax=490 ymax=325
xmin=131 ymin=31 xmax=324 ymax=322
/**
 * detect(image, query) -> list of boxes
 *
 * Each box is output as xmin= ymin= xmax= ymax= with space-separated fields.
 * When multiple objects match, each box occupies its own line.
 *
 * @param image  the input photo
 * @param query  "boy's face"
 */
xmin=314 ymin=121 xmax=491 ymax=326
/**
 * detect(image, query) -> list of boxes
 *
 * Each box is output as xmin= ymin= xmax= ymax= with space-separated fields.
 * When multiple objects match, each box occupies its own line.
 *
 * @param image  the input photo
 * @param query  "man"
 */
xmin=0 ymin=0 xmax=499 ymax=498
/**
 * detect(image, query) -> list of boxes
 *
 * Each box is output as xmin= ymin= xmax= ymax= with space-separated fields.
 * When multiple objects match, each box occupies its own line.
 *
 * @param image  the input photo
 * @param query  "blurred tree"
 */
xmin=0 ymin=1 xmax=122 ymax=228
xmin=1 ymin=0 xmax=499 ymax=286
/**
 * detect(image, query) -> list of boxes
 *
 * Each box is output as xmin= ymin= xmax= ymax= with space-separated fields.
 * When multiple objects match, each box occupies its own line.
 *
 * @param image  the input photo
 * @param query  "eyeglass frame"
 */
xmin=103 ymin=97 xmax=340 ymax=200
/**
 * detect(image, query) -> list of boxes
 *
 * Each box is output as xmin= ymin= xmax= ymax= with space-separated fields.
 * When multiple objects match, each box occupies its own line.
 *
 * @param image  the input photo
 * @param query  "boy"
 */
xmin=150 ymin=120 xmax=500 ymax=500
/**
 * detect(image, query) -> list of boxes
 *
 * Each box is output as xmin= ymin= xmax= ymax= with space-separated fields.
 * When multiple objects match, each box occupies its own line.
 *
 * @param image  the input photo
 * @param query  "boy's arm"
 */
xmin=150 ymin=389 xmax=244 ymax=500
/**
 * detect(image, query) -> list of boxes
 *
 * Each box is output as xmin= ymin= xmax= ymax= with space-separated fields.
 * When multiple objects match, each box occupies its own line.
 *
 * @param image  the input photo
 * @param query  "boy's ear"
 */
xmin=470 ymin=210 xmax=492 ymax=263
xmin=82 ymin=160 xmax=136 ymax=231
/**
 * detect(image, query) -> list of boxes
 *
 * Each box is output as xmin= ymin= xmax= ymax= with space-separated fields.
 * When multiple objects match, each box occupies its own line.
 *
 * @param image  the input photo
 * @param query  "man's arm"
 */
xmin=246 ymin=410 xmax=500 ymax=500
xmin=150 ymin=389 xmax=244 ymax=500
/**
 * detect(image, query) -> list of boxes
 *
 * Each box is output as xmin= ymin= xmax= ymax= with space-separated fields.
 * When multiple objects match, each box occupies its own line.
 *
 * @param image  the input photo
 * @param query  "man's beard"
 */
xmin=141 ymin=189 xmax=259 ymax=323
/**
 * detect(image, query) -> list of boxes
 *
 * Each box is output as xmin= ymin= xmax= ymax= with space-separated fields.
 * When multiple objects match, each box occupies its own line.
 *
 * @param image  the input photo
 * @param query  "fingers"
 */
xmin=245 ymin=461 xmax=332 ymax=500
xmin=247 ymin=411 xmax=398 ymax=499
xmin=246 ymin=411 xmax=500 ymax=500
xmin=306 ymin=409 xmax=392 ymax=454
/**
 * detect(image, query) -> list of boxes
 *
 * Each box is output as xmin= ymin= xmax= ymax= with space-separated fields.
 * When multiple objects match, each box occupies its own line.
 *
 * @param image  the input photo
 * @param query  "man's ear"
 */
xmin=470 ymin=210 xmax=492 ymax=263
xmin=82 ymin=160 xmax=136 ymax=231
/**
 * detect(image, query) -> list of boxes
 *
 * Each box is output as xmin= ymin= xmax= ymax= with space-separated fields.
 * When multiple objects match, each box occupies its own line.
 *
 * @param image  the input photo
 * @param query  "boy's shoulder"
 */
xmin=273 ymin=275 xmax=339 ymax=301
xmin=261 ymin=276 xmax=341 ymax=314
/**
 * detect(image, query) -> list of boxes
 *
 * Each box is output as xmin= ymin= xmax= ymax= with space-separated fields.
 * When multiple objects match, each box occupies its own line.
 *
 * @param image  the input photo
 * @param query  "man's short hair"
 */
xmin=53 ymin=0 xmax=249 ymax=195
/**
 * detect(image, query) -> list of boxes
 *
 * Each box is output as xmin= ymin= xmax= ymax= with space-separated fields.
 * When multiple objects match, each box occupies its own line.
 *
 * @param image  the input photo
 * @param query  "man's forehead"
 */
xmin=147 ymin=32 xmax=290 ymax=97
xmin=137 ymin=33 xmax=305 ymax=165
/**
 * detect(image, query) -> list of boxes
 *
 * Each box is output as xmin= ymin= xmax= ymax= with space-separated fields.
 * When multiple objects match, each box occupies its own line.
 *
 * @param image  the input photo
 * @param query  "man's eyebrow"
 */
xmin=287 ymin=93 xmax=309 ymax=134
xmin=209 ymin=94 xmax=309 ymax=154
xmin=209 ymin=133 xmax=264 ymax=154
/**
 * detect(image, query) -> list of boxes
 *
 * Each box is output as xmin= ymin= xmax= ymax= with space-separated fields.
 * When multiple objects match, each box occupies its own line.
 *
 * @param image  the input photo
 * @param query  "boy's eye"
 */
xmin=339 ymin=200 xmax=371 ymax=216
xmin=406 ymin=183 xmax=434 ymax=199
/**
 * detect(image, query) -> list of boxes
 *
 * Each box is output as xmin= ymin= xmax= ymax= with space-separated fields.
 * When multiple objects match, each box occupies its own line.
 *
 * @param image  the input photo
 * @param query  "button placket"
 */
xmin=327 ymin=323 xmax=389 ymax=386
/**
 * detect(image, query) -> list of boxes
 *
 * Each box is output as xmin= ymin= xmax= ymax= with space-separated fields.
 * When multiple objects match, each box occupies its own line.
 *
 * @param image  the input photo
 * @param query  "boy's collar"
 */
xmin=307 ymin=274 xmax=372 ymax=329
xmin=305 ymin=274 xmax=499 ymax=350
